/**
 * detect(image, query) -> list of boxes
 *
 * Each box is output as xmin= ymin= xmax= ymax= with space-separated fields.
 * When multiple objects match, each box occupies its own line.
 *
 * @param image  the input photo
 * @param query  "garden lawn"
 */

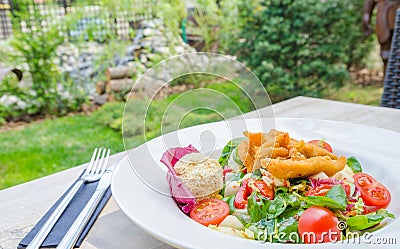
xmin=327 ymin=84 xmax=383 ymax=106
xmin=0 ymin=81 xmax=255 ymax=190
xmin=0 ymin=115 xmax=125 ymax=190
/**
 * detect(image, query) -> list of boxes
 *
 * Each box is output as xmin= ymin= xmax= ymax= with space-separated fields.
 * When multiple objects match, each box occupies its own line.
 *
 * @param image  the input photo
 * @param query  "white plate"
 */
xmin=111 ymin=118 xmax=400 ymax=248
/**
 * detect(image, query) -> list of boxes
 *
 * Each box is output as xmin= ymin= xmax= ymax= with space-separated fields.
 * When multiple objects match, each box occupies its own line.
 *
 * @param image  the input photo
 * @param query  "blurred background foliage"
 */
xmin=0 ymin=0 xmax=383 ymax=189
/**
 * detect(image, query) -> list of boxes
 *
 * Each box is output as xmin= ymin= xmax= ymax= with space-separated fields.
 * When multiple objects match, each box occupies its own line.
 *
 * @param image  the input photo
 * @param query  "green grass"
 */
xmin=327 ymin=84 xmax=383 ymax=106
xmin=0 ymin=80 xmax=255 ymax=190
xmin=0 ymin=115 xmax=125 ymax=189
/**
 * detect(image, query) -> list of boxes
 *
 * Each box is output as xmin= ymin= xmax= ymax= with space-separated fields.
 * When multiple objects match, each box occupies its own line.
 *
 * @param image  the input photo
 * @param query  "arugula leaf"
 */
xmin=252 ymin=169 xmax=262 ymax=178
xmin=347 ymin=156 xmax=362 ymax=173
xmin=218 ymin=137 xmax=245 ymax=166
xmin=222 ymin=195 xmax=236 ymax=214
xmin=247 ymin=193 xmax=269 ymax=223
xmin=280 ymin=207 xmax=304 ymax=220
xmin=230 ymin=171 xmax=245 ymax=182
xmin=303 ymin=185 xmax=347 ymax=210
xmin=267 ymin=195 xmax=287 ymax=219
xmin=303 ymin=196 xmax=346 ymax=210
xmin=326 ymin=185 xmax=347 ymax=209
xmin=282 ymin=193 xmax=301 ymax=209
xmin=232 ymin=147 xmax=243 ymax=165
xmin=346 ymin=209 xmax=394 ymax=231
xmin=253 ymin=218 xmax=275 ymax=242
xmin=277 ymin=216 xmax=300 ymax=243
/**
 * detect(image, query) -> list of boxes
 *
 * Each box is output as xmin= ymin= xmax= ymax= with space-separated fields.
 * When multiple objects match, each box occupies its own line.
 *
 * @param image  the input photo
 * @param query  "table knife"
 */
xmin=56 ymin=161 xmax=120 ymax=249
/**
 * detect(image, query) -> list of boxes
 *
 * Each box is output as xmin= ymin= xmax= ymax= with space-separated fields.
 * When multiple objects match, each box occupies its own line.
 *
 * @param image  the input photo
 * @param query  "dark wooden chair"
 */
xmin=381 ymin=9 xmax=400 ymax=109
xmin=0 ymin=66 xmax=23 ymax=82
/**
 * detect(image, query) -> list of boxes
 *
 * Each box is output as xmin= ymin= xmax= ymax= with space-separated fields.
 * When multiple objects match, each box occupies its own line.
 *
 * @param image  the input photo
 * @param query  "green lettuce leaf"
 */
xmin=347 ymin=156 xmax=362 ymax=173
xmin=218 ymin=137 xmax=245 ymax=166
xmin=346 ymin=209 xmax=394 ymax=231
xmin=247 ymin=193 xmax=269 ymax=223
xmin=303 ymin=185 xmax=347 ymax=210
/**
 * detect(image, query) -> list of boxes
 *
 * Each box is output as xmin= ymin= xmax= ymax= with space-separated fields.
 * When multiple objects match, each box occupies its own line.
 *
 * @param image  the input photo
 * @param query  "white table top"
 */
xmin=1 ymin=96 xmax=399 ymax=249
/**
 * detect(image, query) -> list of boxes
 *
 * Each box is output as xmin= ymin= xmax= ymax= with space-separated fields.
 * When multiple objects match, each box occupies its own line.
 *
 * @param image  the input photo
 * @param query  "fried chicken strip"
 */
xmin=238 ymin=129 xmax=289 ymax=172
xmin=262 ymin=156 xmax=346 ymax=178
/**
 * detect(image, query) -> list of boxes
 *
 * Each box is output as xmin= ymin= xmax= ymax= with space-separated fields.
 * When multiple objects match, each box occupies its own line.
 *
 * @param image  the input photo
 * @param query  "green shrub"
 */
xmin=1 ymin=1 xmax=87 ymax=120
xmin=0 ymin=74 xmax=39 ymax=122
xmin=11 ymin=3 xmax=64 ymax=113
xmin=228 ymin=0 xmax=373 ymax=100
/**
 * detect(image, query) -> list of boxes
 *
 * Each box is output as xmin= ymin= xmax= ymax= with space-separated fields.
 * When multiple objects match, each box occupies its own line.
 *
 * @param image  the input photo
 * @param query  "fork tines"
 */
xmin=86 ymin=148 xmax=111 ymax=175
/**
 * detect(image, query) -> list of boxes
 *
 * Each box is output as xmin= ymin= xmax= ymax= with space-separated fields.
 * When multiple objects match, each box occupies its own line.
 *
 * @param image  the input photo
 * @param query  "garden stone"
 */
xmin=158 ymin=73 xmax=173 ymax=83
xmin=93 ymin=93 xmax=109 ymax=105
xmin=137 ymin=63 xmax=147 ymax=73
xmin=154 ymin=46 xmax=170 ymax=55
xmin=135 ymin=74 xmax=155 ymax=88
xmin=61 ymin=55 xmax=69 ymax=64
xmin=153 ymin=30 xmax=163 ymax=36
xmin=78 ymin=61 xmax=92 ymax=70
xmin=174 ymin=46 xmax=185 ymax=54
xmin=62 ymin=64 xmax=75 ymax=73
xmin=108 ymin=78 xmax=135 ymax=93
xmin=151 ymin=39 xmax=167 ymax=48
xmin=68 ymin=56 xmax=77 ymax=65
xmin=121 ymin=56 xmax=135 ymax=64
xmin=140 ymin=38 xmax=153 ymax=48
xmin=200 ymin=55 xmax=210 ymax=67
xmin=96 ymin=81 xmax=106 ymax=94
xmin=133 ymin=29 xmax=144 ymax=44
xmin=146 ymin=53 xmax=162 ymax=61
xmin=140 ymin=54 xmax=148 ymax=64
xmin=143 ymin=28 xmax=155 ymax=37
xmin=152 ymin=18 xmax=162 ymax=25
xmin=52 ymin=18 xmax=198 ymax=101
xmin=152 ymin=79 xmax=166 ymax=88
xmin=84 ymin=67 xmax=96 ymax=78
xmin=127 ymin=44 xmax=141 ymax=54
xmin=141 ymin=20 xmax=156 ymax=28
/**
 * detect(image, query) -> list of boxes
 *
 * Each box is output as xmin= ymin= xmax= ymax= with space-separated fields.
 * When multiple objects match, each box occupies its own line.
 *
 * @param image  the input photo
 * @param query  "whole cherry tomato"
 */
xmin=298 ymin=206 xmax=341 ymax=243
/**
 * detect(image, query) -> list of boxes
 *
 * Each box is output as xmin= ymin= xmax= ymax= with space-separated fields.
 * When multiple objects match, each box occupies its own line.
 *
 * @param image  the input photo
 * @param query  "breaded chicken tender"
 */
xmin=262 ymin=156 xmax=347 ymax=178
xmin=237 ymin=129 xmax=347 ymax=178
xmin=238 ymin=130 xmax=291 ymax=172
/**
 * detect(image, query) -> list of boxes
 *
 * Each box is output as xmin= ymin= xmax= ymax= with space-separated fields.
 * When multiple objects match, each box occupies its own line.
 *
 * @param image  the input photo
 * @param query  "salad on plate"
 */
xmin=160 ymin=129 xmax=394 ymax=244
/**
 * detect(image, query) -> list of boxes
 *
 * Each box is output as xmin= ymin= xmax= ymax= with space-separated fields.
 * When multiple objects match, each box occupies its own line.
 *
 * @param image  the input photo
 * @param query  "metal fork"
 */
xmin=26 ymin=148 xmax=111 ymax=249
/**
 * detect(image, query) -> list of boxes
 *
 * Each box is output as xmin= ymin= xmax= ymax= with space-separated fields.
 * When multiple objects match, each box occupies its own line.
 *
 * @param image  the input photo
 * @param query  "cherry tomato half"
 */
xmin=308 ymin=140 xmax=333 ymax=153
xmin=306 ymin=185 xmax=333 ymax=196
xmin=306 ymin=183 xmax=351 ymax=197
xmin=363 ymin=205 xmax=384 ymax=214
xmin=298 ymin=206 xmax=341 ymax=243
xmin=353 ymin=173 xmax=391 ymax=208
xmin=190 ymin=199 xmax=230 ymax=226
xmin=234 ymin=179 xmax=274 ymax=208
xmin=253 ymin=179 xmax=274 ymax=200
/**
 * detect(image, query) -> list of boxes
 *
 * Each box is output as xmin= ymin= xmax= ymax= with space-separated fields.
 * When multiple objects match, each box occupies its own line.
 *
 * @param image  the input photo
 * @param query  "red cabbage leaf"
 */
xmin=160 ymin=144 xmax=198 ymax=213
